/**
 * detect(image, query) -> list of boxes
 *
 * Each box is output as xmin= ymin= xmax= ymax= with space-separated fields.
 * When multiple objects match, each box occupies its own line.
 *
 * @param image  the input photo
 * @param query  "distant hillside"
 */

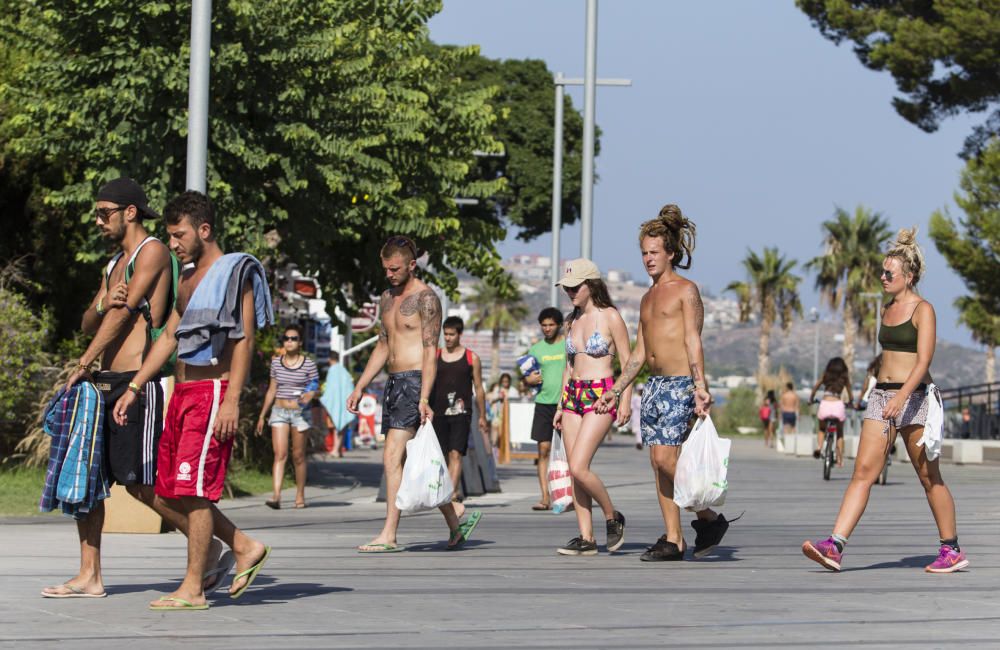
xmin=704 ymin=321 xmax=994 ymax=389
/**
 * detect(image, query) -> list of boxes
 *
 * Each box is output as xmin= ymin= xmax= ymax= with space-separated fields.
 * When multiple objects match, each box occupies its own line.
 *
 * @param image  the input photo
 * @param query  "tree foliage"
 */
xmin=727 ymin=248 xmax=803 ymax=384
xmin=0 ymin=272 xmax=55 ymax=449
xmin=797 ymin=0 xmax=1000 ymax=157
xmin=469 ymin=281 xmax=528 ymax=380
xmin=451 ymin=56 xmax=595 ymax=241
xmin=0 ymin=0 xmax=512 ymax=330
xmin=929 ymin=137 xmax=1000 ymax=345
xmin=806 ymin=205 xmax=893 ymax=370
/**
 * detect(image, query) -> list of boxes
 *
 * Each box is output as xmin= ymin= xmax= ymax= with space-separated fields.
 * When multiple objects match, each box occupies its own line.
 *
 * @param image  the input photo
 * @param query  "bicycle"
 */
xmin=820 ymin=415 xmax=838 ymax=481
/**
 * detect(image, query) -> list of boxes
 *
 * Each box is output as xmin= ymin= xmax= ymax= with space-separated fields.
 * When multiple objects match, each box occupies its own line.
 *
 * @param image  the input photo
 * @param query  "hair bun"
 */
xmin=895 ymin=226 xmax=918 ymax=247
xmin=658 ymin=204 xmax=686 ymax=231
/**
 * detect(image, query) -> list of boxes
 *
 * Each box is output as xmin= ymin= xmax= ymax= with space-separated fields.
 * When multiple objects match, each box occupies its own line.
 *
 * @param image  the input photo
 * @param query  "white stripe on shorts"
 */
xmin=196 ymin=380 xmax=222 ymax=498
xmin=143 ymin=380 xmax=157 ymax=484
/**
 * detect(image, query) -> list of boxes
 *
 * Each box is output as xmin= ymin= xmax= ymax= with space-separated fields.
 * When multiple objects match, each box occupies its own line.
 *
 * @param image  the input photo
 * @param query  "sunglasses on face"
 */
xmin=282 ymin=335 xmax=300 ymax=342
xmin=880 ymin=269 xmax=895 ymax=282
xmin=95 ymin=205 xmax=128 ymax=222
xmin=563 ymin=285 xmax=580 ymax=295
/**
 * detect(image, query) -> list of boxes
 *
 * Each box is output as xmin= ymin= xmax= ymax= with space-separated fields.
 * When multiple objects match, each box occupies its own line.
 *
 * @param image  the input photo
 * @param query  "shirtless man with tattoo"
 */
xmin=596 ymin=204 xmax=732 ymax=562
xmin=347 ymin=236 xmax=482 ymax=552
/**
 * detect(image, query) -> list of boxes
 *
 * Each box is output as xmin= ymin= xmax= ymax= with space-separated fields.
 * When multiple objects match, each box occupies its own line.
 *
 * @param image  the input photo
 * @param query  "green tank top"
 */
xmin=878 ymin=302 xmax=922 ymax=353
xmin=105 ymin=237 xmax=180 ymax=375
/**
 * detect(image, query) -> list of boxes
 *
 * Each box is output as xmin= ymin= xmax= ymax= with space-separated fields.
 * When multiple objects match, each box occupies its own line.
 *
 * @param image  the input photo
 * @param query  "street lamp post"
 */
xmin=549 ymin=73 xmax=630 ymax=306
xmin=186 ymin=0 xmax=212 ymax=193
xmin=810 ymin=307 xmax=820 ymax=387
xmin=859 ymin=292 xmax=884 ymax=359
xmin=580 ymin=0 xmax=598 ymax=260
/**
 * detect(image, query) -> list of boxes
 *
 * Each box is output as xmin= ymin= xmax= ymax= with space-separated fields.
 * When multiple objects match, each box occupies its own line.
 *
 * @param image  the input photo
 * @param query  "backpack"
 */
xmin=105 ymin=236 xmax=180 ymax=376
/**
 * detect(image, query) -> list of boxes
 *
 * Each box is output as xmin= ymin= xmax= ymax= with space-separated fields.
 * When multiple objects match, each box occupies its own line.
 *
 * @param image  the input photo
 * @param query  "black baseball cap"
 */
xmin=96 ymin=177 xmax=159 ymax=220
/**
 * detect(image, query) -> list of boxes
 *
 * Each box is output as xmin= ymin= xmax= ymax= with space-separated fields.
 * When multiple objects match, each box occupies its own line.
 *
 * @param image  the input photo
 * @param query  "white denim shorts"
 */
xmin=269 ymin=406 xmax=311 ymax=432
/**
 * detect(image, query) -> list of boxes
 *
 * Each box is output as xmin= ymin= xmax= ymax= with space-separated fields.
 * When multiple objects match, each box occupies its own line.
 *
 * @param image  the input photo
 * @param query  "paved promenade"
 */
xmin=1 ymin=437 xmax=997 ymax=649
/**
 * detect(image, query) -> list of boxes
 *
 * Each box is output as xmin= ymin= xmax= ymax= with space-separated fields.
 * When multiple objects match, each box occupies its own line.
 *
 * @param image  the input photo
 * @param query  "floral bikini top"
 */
xmin=565 ymin=316 xmax=613 ymax=363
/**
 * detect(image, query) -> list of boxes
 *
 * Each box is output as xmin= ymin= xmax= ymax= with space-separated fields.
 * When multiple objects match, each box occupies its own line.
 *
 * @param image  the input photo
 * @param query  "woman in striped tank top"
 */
xmin=256 ymin=325 xmax=318 ymax=509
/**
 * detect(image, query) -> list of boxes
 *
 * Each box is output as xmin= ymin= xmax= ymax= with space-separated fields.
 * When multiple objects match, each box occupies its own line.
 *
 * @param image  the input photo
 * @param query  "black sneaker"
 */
xmin=640 ymin=535 xmax=684 ymax=562
xmin=556 ymin=536 xmax=598 ymax=556
xmin=691 ymin=514 xmax=729 ymax=558
xmin=606 ymin=511 xmax=626 ymax=552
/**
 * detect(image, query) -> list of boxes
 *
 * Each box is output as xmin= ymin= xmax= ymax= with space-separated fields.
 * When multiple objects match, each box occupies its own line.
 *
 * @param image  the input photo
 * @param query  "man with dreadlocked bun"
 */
xmin=596 ymin=204 xmax=732 ymax=562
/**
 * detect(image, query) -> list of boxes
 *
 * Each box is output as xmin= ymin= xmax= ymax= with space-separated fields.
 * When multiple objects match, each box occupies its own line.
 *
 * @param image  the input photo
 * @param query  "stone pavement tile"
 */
xmin=1 ymin=438 xmax=997 ymax=649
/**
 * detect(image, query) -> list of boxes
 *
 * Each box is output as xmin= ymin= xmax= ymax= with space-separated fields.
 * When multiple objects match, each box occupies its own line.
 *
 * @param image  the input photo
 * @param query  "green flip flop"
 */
xmin=358 ymin=543 xmax=404 ymax=553
xmin=459 ymin=510 xmax=482 ymax=541
xmin=149 ymin=596 xmax=209 ymax=611
xmin=229 ymin=546 xmax=271 ymax=599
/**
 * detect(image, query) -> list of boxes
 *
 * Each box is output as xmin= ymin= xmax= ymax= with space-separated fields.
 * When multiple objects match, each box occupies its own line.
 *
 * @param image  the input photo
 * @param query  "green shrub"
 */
xmin=0 ymin=285 xmax=56 ymax=453
xmin=714 ymin=385 xmax=760 ymax=434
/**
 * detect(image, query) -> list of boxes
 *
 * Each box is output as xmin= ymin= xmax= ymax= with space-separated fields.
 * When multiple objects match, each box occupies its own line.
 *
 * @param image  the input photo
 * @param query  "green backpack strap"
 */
xmin=122 ymin=238 xmax=180 ymax=377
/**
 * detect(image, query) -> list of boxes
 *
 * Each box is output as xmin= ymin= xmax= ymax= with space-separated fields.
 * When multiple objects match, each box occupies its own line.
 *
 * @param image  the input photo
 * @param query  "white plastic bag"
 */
xmin=917 ymin=384 xmax=944 ymax=461
xmin=673 ymin=414 xmax=731 ymax=512
xmin=395 ymin=421 xmax=454 ymax=513
xmin=547 ymin=432 xmax=574 ymax=514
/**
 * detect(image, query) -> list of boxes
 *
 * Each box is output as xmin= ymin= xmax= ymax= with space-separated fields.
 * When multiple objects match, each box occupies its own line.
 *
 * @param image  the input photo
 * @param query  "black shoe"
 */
xmin=691 ymin=514 xmax=729 ymax=558
xmin=812 ymin=450 xmax=821 ymax=459
xmin=606 ymin=511 xmax=626 ymax=552
xmin=635 ymin=443 xmax=643 ymax=450
xmin=556 ymin=536 xmax=598 ymax=556
xmin=640 ymin=535 xmax=684 ymax=562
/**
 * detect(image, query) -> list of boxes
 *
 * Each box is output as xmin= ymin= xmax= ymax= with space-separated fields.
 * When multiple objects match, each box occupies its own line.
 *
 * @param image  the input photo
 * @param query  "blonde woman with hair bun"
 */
xmin=803 ymin=227 xmax=968 ymax=574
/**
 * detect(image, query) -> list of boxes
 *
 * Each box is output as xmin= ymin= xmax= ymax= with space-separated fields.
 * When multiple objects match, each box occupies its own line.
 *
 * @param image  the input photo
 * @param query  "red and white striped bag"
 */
xmin=547 ymin=432 xmax=574 ymax=513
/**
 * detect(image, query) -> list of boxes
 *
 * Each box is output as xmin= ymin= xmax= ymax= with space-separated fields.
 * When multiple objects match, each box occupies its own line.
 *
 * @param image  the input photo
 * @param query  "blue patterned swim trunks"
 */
xmin=640 ymin=376 xmax=696 ymax=446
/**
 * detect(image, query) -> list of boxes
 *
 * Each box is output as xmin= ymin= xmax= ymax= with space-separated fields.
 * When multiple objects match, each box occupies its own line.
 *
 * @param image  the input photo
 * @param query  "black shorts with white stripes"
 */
xmin=93 ymin=371 xmax=163 ymax=486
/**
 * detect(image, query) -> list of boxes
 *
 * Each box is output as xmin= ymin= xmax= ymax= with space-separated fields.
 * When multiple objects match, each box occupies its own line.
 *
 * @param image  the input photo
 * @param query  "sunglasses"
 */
xmin=282 ymin=335 xmax=300 ymax=342
xmin=879 ymin=269 xmax=895 ymax=282
xmin=563 ymin=285 xmax=580 ymax=294
xmin=94 ymin=205 xmax=128 ymax=223
xmin=384 ymin=236 xmax=417 ymax=258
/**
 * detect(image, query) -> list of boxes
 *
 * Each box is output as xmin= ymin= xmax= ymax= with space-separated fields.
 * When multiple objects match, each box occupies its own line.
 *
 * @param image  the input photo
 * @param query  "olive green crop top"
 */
xmin=878 ymin=302 xmax=922 ymax=353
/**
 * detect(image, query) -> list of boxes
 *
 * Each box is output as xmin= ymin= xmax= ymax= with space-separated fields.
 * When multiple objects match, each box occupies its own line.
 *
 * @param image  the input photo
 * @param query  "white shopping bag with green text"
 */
xmin=673 ymin=414 xmax=730 ymax=511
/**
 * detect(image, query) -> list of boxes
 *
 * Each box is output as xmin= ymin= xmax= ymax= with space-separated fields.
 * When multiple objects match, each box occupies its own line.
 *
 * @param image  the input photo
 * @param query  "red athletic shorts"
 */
xmin=156 ymin=379 xmax=234 ymax=502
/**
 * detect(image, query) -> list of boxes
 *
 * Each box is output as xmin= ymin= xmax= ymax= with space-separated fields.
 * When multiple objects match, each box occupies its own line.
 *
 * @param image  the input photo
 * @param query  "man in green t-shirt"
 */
xmin=524 ymin=307 xmax=566 ymax=511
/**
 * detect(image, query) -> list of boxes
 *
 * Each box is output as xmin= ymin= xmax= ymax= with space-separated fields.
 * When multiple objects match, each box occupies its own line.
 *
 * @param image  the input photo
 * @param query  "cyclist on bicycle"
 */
xmin=809 ymin=357 xmax=853 ymax=467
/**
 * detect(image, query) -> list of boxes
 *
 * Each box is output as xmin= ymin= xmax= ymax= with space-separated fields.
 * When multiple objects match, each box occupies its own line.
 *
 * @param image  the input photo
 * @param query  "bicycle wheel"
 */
xmin=823 ymin=436 xmax=834 ymax=481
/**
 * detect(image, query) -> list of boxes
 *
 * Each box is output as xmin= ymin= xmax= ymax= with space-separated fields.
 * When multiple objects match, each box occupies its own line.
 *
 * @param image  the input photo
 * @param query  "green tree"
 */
xmin=955 ymin=296 xmax=999 ymax=383
xmin=0 ymin=0 xmax=510 ymax=331
xmin=930 ymin=137 xmax=1000 ymax=382
xmin=0 ymin=261 xmax=55 ymax=453
xmin=468 ymin=282 xmax=528 ymax=380
xmin=797 ymin=0 xmax=1000 ymax=157
xmin=806 ymin=205 xmax=893 ymax=372
xmin=726 ymin=248 xmax=803 ymax=387
xmin=450 ymin=55 xmax=596 ymax=240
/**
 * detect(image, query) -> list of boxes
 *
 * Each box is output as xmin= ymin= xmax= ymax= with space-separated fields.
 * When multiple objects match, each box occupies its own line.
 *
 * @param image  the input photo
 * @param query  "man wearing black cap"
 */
xmin=42 ymin=178 xmax=179 ymax=599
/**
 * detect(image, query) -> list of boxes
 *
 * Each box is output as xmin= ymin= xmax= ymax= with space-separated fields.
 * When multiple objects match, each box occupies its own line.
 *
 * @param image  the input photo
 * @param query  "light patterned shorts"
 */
xmin=640 ymin=376 xmax=695 ymax=446
xmin=863 ymin=384 xmax=932 ymax=435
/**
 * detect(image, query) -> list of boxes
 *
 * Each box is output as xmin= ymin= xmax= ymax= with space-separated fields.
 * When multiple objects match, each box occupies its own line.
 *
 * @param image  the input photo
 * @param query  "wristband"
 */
xmin=419 ymin=398 xmax=429 ymax=404
xmin=96 ymin=298 xmax=106 ymax=317
xmin=128 ymin=382 xmax=142 ymax=394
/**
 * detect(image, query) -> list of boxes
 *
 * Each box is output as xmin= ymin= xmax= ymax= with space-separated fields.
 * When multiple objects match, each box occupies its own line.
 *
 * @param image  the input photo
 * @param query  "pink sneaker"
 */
xmin=925 ymin=545 xmax=968 ymax=573
xmin=802 ymin=537 xmax=842 ymax=571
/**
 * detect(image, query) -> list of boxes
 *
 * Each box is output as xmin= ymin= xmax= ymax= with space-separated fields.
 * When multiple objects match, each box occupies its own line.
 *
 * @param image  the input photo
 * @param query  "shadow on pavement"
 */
xmin=854 ymin=554 xmax=937 ymax=571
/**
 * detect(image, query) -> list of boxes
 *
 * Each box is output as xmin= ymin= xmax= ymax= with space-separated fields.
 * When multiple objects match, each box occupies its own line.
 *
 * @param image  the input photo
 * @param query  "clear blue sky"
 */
xmin=429 ymin=1 xmax=981 ymax=347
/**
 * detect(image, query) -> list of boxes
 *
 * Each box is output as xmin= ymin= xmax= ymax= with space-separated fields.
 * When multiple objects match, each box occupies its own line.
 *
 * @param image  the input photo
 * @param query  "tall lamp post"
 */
xmin=549 ymin=72 xmax=630 ymax=306
xmin=810 ymin=307 xmax=820 ymax=387
xmin=186 ymin=0 xmax=212 ymax=193
xmin=859 ymin=292 xmax=884 ymax=359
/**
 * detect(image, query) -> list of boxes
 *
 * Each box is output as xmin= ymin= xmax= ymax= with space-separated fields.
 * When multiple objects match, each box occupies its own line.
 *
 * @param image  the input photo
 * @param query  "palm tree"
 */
xmin=806 ymin=206 xmax=893 ymax=372
xmin=469 ymin=282 xmax=528 ymax=380
xmin=726 ymin=247 xmax=803 ymax=387
xmin=956 ymin=295 xmax=1000 ymax=384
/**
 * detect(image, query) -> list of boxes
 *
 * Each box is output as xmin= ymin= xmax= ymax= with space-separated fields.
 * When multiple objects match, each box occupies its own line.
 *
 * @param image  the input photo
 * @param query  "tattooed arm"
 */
xmin=417 ymin=289 xmax=442 ymax=423
xmin=681 ymin=281 xmax=712 ymax=415
xmin=348 ymin=290 xmax=392 ymax=414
